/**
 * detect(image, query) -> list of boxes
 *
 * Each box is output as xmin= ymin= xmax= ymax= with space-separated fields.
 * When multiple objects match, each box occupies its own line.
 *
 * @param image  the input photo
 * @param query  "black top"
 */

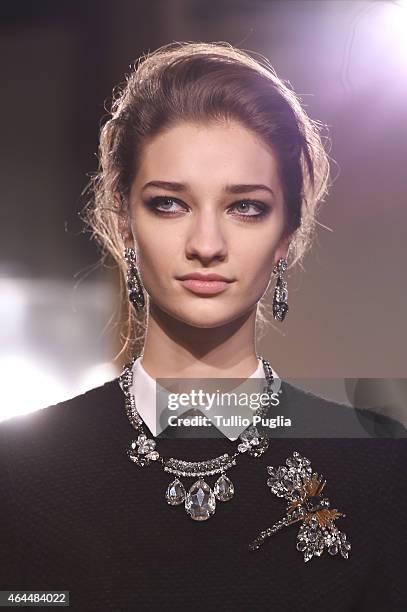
xmin=1 ymin=378 xmax=406 ymax=611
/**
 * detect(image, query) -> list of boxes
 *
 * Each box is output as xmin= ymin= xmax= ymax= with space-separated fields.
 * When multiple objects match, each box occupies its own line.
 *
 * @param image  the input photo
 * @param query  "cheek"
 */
xmin=232 ymin=243 xmax=276 ymax=304
xmin=135 ymin=234 xmax=177 ymax=284
xmin=235 ymin=241 xmax=275 ymax=279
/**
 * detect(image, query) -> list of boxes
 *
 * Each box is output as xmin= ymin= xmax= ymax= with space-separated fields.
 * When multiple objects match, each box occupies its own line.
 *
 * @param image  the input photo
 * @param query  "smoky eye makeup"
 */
xmin=144 ymin=195 xmax=272 ymax=222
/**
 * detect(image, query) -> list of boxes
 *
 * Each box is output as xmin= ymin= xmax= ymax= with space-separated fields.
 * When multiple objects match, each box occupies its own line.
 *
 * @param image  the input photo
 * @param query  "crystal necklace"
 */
xmin=119 ymin=354 xmax=275 ymax=521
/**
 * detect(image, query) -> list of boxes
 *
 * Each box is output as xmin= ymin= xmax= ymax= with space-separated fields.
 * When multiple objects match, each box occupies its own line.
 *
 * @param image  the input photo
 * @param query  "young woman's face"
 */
xmin=126 ymin=119 xmax=291 ymax=328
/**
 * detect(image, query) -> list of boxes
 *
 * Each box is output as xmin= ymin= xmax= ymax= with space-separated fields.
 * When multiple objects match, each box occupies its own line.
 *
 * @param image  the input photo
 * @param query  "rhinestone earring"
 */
xmin=272 ymin=258 xmax=288 ymax=322
xmin=124 ymin=247 xmax=145 ymax=311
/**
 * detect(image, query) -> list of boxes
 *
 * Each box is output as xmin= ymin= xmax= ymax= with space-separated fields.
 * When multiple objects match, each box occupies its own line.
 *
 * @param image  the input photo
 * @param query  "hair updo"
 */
xmin=85 ymin=41 xmax=331 ymax=356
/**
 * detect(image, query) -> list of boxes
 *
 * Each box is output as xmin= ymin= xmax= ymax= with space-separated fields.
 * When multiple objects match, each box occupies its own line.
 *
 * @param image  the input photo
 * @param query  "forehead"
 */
xmin=134 ymin=120 xmax=281 ymax=191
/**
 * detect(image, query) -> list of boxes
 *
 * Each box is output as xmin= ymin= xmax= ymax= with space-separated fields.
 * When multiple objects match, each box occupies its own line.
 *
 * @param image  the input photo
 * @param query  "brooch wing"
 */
xmin=249 ymin=451 xmax=351 ymax=562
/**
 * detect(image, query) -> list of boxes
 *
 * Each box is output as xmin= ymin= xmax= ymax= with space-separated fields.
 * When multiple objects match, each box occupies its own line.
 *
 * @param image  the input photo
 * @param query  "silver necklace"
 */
xmin=119 ymin=354 xmax=275 ymax=521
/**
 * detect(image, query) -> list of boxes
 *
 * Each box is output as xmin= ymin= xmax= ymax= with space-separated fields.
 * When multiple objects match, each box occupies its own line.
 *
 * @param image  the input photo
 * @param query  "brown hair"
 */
xmin=84 ymin=41 xmax=331 ymax=358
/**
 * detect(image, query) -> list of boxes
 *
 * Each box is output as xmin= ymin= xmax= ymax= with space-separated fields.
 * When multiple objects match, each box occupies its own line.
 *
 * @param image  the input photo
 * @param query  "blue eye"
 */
xmin=146 ymin=196 xmax=270 ymax=222
xmin=147 ymin=197 xmax=182 ymax=214
xmin=230 ymin=200 xmax=266 ymax=220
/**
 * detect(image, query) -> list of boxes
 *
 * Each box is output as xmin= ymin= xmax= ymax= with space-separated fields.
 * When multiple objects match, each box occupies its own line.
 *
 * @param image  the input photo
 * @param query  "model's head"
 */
xmin=87 ymin=41 xmax=330 ymax=353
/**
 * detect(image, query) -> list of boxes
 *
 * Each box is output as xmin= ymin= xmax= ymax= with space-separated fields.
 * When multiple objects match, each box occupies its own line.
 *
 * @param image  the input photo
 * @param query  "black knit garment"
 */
xmin=1 ymin=379 xmax=406 ymax=612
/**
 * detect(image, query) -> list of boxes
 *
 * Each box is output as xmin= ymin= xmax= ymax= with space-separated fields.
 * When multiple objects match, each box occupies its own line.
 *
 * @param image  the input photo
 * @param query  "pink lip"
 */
xmin=179 ymin=279 xmax=232 ymax=295
xmin=177 ymin=273 xmax=232 ymax=282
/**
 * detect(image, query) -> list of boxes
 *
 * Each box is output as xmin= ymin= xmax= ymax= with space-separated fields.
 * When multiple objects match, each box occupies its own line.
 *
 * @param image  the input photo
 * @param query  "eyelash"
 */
xmin=146 ymin=196 xmax=270 ymax=223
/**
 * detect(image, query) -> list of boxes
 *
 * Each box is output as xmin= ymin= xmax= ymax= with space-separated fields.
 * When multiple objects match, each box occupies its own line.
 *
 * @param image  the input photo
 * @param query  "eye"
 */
xmin=146 ymin=196 xmax=186 ymax=214
xmin=228 ymin=200 xmax=269 ymax=222
xmin=146 ymin=196 xmax=270 ymax=222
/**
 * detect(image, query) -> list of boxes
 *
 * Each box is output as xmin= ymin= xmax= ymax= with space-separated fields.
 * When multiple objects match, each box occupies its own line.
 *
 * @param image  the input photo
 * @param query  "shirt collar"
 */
xmin=130 ymin=357 xmax=281 ymax=440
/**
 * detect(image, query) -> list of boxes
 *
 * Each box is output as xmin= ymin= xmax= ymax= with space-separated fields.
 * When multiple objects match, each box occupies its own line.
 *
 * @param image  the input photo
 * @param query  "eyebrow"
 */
xmin=141 ymin=180 xmax=275 ymax=198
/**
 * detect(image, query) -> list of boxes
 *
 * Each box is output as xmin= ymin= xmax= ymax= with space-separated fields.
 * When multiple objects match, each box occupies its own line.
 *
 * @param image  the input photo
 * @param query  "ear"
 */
xmin=118 ymin=212 xmax=134 ymax=249
xmin=273 ymin=233 xmax=292 ymax=267
xmin=115 ymin=191 xmax=134 ymax=249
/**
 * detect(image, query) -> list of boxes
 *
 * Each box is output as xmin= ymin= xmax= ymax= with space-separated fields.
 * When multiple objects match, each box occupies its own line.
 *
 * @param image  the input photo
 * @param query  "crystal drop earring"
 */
xmin=124 ymin=247 xmax=145 ymax=311
xmin=272 ymin=258 xmax=288 ymax=322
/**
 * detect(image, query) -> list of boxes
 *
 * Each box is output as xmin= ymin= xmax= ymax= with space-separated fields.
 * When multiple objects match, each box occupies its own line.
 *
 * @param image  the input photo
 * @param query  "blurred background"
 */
xmin=1 ymin=0 xmax=406 ymax=422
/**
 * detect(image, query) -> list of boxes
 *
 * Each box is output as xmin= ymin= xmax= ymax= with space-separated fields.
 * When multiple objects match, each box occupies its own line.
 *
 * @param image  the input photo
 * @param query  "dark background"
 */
xmin=1 ymin=0 xmax=406 ymax=419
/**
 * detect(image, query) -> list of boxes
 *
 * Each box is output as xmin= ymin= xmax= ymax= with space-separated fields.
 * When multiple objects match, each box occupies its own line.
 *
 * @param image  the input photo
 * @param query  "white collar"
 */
xmin=130 ymin=357 xmax=281 ymax=441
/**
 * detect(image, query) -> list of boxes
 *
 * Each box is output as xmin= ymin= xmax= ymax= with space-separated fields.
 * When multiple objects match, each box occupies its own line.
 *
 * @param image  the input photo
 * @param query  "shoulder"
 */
xmin=0 ymin=378 xmax=123 ymax=449
xmin=0 ymin=377 xmax=128 ymax=508
xmin=278 ymin=380 xmax=406 ymax=438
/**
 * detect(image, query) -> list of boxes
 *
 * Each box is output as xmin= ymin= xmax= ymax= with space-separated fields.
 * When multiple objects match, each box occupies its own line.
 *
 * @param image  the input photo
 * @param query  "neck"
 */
xmin=140 ymin=302 xmax=260 ymax=379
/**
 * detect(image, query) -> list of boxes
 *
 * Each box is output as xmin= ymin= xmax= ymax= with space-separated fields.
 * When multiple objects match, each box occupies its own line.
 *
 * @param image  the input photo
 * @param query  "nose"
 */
xmin=185 ymin=209 xmax=228 ymax=264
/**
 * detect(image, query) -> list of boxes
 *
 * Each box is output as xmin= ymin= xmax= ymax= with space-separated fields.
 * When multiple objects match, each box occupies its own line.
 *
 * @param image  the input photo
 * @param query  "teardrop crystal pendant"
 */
xmin=214 ymin=474 xmax=234 ymax=501
xmin=185 ymin=479 xmax=216 ymax=521
xmin=165 ymin=478 xmax=186 ymax=506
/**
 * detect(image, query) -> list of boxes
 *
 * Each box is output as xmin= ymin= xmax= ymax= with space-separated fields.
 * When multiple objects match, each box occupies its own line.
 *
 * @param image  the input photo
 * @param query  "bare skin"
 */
xmin=120 ymin=119 xmax=291 ymax=380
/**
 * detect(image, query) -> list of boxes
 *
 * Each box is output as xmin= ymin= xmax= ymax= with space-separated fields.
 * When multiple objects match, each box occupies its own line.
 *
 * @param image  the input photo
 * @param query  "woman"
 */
xmin=1 ymin=42 xmax=405 ymax=611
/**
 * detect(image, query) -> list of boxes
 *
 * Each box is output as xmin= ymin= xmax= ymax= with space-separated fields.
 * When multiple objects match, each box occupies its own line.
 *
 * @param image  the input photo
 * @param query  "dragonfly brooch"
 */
xmin=248 ymin=451 xmax=351 ymax=562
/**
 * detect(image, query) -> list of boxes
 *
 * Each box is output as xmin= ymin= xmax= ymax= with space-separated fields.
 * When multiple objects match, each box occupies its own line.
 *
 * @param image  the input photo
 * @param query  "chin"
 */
xmin=152 ymin=293 xmax=255 ymax=329
xmin=174 ymin=311 xmax=233 ymax=329
xmin=169 ymin=302 xmax=250 ymax=330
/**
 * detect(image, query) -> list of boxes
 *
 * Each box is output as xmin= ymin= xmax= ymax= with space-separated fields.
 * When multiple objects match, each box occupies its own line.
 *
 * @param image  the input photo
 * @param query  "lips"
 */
xmin=177 ymin=273 xmax=233 ymax=282
xmin=178 ymin=275 xmax=234 ymax=296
